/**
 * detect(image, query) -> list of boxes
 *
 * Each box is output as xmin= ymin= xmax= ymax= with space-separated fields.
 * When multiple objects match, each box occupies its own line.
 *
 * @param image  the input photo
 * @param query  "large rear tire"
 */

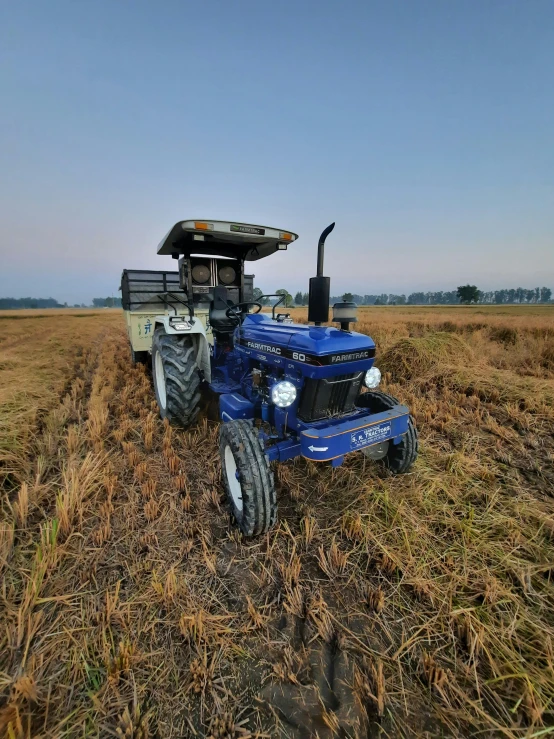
xmin=152 ymin=328 xmax=202 ymax=428
xmin=356 ymin=391 xmax=418 ymax=473
xmin=219 ymin=420 xmax=277 ymax=537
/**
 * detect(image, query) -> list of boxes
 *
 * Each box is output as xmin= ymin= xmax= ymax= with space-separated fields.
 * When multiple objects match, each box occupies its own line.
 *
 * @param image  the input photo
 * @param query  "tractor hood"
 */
xmin=238 ymin=314 xmax=375 ymax=365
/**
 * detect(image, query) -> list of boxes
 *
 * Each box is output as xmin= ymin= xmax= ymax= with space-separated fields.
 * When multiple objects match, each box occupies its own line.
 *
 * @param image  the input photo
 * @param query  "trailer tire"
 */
xmin=356 ymin=391 xmax=418 ymax=473
xmin=131 ymin=348 xmax=150 ymax=367
xmin=219 ymin=420 xmax=276 ymax=537
xmin=152 ymin=328 xmax=202 ymax=428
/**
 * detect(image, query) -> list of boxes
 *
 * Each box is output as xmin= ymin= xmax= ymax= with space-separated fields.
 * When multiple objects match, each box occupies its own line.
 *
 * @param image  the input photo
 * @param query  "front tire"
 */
xmin=356 ymin=391 xmax=418 ymax=473
xmin=152 ymin=328 xmax=202 ymax=428
xmin=219 ymin=420 xmax=277 ymax=536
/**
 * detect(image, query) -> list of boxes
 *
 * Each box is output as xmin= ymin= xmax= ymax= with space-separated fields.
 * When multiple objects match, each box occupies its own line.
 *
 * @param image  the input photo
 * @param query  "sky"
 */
xmin=0 ymin=0 xmax=553 ymax=305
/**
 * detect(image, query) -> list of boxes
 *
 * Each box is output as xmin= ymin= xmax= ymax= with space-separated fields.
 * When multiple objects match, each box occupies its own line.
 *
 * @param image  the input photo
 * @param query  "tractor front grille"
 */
xmin=297 ymin=372 xmax=364 ymax=423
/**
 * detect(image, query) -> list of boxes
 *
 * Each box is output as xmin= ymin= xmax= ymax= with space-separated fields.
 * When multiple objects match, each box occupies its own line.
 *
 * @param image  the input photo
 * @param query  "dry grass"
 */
xmin=1 ymin=305 xmax=554 ymax=737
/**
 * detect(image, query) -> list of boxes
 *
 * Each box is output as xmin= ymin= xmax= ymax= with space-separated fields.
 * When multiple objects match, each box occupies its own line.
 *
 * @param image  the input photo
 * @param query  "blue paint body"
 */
xmin=210 ymin=313 xmax=410 ymax=466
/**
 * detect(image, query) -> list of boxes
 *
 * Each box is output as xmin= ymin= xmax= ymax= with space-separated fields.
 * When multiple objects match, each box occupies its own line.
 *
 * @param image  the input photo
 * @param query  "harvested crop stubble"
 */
xmin=1 ymin=305 xmax=554 ymax=738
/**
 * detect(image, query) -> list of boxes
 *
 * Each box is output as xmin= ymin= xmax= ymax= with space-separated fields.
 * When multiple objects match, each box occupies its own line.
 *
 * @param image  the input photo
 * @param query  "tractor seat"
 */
xmin=209 ymin=286 xmax=238 ymax=334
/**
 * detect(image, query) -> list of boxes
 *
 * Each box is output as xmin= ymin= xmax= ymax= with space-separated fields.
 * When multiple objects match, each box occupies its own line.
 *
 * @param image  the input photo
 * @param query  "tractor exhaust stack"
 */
xmin=309 ymin=222 xmax=334 ymax=326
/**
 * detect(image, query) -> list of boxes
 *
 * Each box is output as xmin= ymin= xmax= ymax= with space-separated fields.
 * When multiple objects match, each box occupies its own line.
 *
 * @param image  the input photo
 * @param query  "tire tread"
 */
xmin=219 ymin=420 xmax=276 ymax=536
xmin=152 ymin=328 xmax=202 ymax=428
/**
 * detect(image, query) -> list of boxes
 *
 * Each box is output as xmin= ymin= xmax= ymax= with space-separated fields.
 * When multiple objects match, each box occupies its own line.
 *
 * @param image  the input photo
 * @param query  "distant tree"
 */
xmin=253 ymin=287 xmax=270 ymax=306
xmin=457 ymin=285 xmax=480 ymax=304
xmin=407 ymin=292 xmax=426 ymax=305
xmin=442 ymin=291 xmax=459 ymax=304
xmin=92 ymin=297 xmax=121 ymax=308
xmin=540 ymin=287 xmax=552 ymax=303
xmin=342 ymin=292 xmax=354 ymax=302
xmin=275 ymin=288 xmax=293 ymax=308
xmin=302 ymin=292 xmax=309 ymax=305
xmin=294 ymin=291 xmax=304 ymax=305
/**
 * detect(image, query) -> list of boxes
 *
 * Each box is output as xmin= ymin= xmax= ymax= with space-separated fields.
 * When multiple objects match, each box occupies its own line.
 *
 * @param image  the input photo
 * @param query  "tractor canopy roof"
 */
xmin=157 ymin=220 xmax=298 ymax=261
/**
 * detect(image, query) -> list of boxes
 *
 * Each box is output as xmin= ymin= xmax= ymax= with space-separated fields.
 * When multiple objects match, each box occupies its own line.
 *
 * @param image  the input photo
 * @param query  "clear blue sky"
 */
xmin=1 ymin=0 xmax=552 ymax=304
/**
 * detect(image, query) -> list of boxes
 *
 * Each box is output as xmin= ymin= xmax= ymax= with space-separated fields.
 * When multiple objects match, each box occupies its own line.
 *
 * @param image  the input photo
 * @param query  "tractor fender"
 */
xmin=154 ymin=316 xmax=211 ymax=382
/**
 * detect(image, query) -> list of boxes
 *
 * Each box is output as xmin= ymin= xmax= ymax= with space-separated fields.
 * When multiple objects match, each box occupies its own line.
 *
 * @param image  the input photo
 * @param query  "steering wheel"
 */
xmin=225 ymin=302 xmax=263 ymax=320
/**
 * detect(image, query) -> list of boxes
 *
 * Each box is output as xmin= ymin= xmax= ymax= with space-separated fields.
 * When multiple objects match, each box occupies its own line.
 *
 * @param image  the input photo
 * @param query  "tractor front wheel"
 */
xmin=152 ymin=328 xmax=202 ymax=428
xmin=219 ymin=420 xmax=276 ymax=537
xmin=356 ymin=391 xmax=418 ymax=473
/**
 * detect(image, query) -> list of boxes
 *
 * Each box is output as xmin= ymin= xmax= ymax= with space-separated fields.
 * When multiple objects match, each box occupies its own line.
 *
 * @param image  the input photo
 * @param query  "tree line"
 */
xmin=0 ymin=296 xmax=123 ymax=309
xmin=2 ymin=286 xmax=552 ymax=311
xmin=0 ymin=297 xmax=64 ymax=309
xmin=262 ymin=285 xmax=553 ymax=307
xmin=92 ymin=297 xmax=122 ymax=307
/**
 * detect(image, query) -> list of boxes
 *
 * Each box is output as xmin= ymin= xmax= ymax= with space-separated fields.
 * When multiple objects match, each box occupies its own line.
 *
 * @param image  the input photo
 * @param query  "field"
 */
xmin=1 ymin=305 xmax=554 ymax=738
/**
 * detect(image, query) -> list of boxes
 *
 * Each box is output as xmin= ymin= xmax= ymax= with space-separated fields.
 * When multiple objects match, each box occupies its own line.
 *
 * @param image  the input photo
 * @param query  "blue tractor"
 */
xmin=123 ymin=219 xmax=418 ymax=536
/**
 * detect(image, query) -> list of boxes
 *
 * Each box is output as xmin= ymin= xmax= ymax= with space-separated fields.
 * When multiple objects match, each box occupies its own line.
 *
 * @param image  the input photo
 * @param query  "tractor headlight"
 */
xmin=270 ymin=381 xmax=297 ymax=408
xmin=364 ymin=367 xmax=381 ymax=389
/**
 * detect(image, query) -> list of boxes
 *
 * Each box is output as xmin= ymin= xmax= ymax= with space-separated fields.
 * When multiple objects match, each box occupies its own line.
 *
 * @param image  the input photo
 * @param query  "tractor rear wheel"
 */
xmin=152 ymin=328 xmax=202 ymax=428
xmin=219 ymin=420 xmax=276 ymax=537
xmin=356 ymin=391 xmax=418 ymax=473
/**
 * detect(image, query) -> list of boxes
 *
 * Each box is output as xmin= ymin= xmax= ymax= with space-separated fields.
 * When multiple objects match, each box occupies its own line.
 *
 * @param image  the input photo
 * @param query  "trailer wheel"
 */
xmin=152 ymin=328 xmax=202 ymax=428
xmin=356 ymin=391 xmax=418 ymax=473
xmin=131 ymin=348 xmax=150 ymax=367
xmin=219 ymin=420 xmax=276 ymax=537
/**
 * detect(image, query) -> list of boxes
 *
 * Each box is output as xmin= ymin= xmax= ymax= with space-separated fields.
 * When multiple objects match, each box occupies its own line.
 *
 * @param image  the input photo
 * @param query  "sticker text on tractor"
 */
xmin=231 ymin=225 xmax=265 ymax=235
xmin=350 ymin=421 xmax=392 ymax=450
xmin=245 ymin=341 xmax=282 ymax=355
xmin=236 ymin=337 xmax=376 ymax=365
xmin=331 ymin=351 xmax=371 ymax=362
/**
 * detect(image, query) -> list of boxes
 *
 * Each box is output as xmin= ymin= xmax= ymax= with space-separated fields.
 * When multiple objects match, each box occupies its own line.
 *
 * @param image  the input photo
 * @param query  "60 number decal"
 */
xmin=292 ymin=351 xmax=306 ymax=362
